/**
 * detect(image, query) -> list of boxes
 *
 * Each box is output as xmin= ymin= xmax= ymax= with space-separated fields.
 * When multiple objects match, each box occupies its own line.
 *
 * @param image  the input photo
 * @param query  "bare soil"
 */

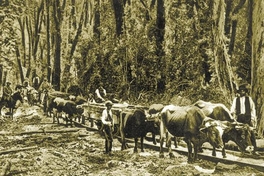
xmin=0 ymin=104 xmax=263 ymax=176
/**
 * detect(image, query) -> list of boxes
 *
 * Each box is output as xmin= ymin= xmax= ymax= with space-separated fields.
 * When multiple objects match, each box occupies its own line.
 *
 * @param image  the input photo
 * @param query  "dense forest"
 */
xmin=1 ymin=0 xmax=264 ymax=135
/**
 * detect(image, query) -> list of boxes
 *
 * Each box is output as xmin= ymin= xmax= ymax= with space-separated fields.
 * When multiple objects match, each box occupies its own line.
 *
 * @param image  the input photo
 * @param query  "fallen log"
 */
xmin=17 ymin=128 xmax=81 ymax=135
xmin=0 ymin=146 xmax=38 ymax=155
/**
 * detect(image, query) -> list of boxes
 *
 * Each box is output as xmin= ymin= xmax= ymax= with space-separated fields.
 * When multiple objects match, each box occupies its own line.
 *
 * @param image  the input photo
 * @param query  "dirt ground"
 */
xmin=0 ymin=104 xmax=263 ymax=176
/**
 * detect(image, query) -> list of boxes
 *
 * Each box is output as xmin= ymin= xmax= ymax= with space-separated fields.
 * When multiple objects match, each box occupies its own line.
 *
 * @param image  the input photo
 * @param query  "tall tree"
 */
xmin=61 ymin=0 xmax=87 ymax=91
xmin=24 ymin=0 xmax=44 ymax=79
xmin=228 ymin=0 xmax=246 ymax=56
xmin=46 ymin=0 xmax=51 ymax=81
xmin=51 ymin=0 xmax=66 ymax=90
xmin=155 ymin=0 xmax=165 ymax=93
xmin=242 ymin=0 xmax=253 ymax=83
xmin=211 ymin=0 xmax=236 ymax=102
xmin=252 ymin=0 xmax=264 ymax=136
xmin=112 ymin=0 xmax=124 ymax=37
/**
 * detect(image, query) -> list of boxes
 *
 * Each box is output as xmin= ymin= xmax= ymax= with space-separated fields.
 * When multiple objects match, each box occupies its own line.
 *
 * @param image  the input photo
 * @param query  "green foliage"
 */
xmin=0 ymin=0 xmax=250 ymax=106
xmin=0 ymin=1 xmax=22 ymax=68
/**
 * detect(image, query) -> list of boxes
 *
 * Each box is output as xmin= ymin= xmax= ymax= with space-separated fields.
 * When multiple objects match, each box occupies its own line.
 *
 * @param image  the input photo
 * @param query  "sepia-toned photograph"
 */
xmin=0 ymin=0 xmax=264 ymax=175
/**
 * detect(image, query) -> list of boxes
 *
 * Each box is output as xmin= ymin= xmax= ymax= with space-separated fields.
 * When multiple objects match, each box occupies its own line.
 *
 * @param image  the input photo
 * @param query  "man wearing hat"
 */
xmin=2 ymin=81 xmax=13 ymax=102
xmin=101 ymin=100 xmax=114 ymax=154
xmin=39 ymin=78 xmax=52 ymax=104
xmin=95 ymin=83 xmax=107 ymax=103
xmin=230 ymin=83 xmax=260 ymax=155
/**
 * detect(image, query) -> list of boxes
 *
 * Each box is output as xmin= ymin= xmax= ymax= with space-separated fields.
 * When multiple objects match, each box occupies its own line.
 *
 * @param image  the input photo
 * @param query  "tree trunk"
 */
xmin=156 ymin=0 xmax=165 ymax=93
xmin=243 ymin=0 xmax=253 ymax=83
xmin=32 ymin=0 xmax=44 ymax=69
xmin=211 ymin=0 xmax=236 ymax=102
xmin=46 ymin=0 xmax=51 ymax=81
xmin=62 ymin=0 xmax=86 ymax=91
xmin=94 ymin=0 xmax=100 ymax=41
xmin=112 ymin=0 xmax=124 ymax=37
xmin=93 ymin=0 xmax=102 ymax=78
xmin=25 ymin=16 xmax=32 ymax=78
xmin=17 ymin=17 xmax=26 ymax=69
xmin=16 ymin=46 xmax=24 ymax=84
xmin=0 ymin=65 xmax=2 ymax=86
xmin=52 ymin=0 xmax=66 ymax=90
xmin=224 ymin=0 xmax=233 ymax=35
xmin=228 ymin=20 xmax=237 ymax=56
xmin=251 ymin=0 xmax=264 ymax=137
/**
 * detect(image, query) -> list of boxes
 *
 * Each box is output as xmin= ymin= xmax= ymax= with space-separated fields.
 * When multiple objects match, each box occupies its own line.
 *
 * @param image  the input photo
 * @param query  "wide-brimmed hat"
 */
xmin=105 ymin=100 xmax=113 ymax=107
xmin=238 ymin=84 xmax=249 ymax=92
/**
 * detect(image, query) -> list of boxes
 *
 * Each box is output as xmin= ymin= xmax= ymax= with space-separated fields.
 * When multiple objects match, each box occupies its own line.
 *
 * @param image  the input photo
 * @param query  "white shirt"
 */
xmin=95 ymin=88 xmax=106 ymax=100
xmin=101 ymin=109 xmax=114 ymax=126
xmin=230 ymin=96 xmax=257 ymax=126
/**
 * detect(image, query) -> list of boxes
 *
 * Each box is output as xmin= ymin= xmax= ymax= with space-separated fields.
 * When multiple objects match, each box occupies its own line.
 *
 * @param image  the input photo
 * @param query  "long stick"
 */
xmin=0 ymin=146 xmax=38 ymax=155
xmin=17 ymin=128 xmax=80 ymax=135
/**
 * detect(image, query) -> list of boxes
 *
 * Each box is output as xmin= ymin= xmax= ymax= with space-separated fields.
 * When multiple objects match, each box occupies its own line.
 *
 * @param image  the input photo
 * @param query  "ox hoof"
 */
xmin=192 ymin=160 xmax=200 ymax=164
xmin=159 ymin=153 xmax=165 ymax=158
xmin=169 ymin=153 xmax=175 ymax=158
xmin=187 ymin=159 xmax=193 ymax=164
xmin=198 ymin=148 xmax=203 ymax=153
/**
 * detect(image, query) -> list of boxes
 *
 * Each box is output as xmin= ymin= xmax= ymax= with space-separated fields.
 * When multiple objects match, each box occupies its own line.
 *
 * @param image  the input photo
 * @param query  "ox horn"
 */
xmin=199 ymin=126 xmax=207 ymax=132
xmin=249 ymin=126 xmax=255 ymax=131
xmin=144 ymin=110 xmax=151 ymax=118
xmin=235 ymin=125 xmax=243 ymax=129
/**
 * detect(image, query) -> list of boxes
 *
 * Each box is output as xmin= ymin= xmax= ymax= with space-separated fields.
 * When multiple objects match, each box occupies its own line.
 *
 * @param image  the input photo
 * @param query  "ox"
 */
xmin=71 ymin=96 xmax=87 ymax=123
xmin=157 ymin=105 xmax=224 ymax=163
xmin=149 ymin=104 xmax=181 ymax=147
xmin=49 ymin=97 xmax=82 ymax=127
xmin=194 ymin=100 xmax=254 ymax=157
xmin=120 ymin=109 xmax=159 ymax=153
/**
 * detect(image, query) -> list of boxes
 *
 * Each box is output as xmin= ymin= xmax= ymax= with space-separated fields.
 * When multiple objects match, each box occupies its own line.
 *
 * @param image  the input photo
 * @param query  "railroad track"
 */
xmin=69 ymin=117 xmax=264 ymax=172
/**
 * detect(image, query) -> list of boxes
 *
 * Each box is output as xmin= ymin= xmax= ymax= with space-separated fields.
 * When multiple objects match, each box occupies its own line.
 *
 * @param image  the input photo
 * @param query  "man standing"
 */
xmin=95 ymin=83 xmax=106 ymax=103
xmin=101 ymin=100 xmax=114 ymax=154
xmin=2 ymin=81 xmax=12 ymax=102
xmin=32 ymin=75 xmax=40 ymax=90
xmin=39 ymin=78 xmax=52 ymax=104
xmin=230 ymin=84 xmax=260 ymax=155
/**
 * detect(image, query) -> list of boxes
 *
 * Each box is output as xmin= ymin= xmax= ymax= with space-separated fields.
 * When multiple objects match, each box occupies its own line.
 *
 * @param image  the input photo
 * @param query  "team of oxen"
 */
xmin=0 ymin=87 xmax=255 ymax=163
xmin=117 ymin=100 xmax=254 ymax=163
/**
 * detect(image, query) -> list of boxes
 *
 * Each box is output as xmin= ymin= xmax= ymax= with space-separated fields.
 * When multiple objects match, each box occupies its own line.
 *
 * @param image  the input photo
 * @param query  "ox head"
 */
xmin=199 ymin=118 xmax=224 ymax=149
xmin=143 ymin=110 xmax=160 ymax=135
xmin=76 ymin=105 xmax=85 ymax=115
xmin=224 ymin=121 xmax=254 ymax=153
xmin=145 ymin=110 xmax=161 ymax=124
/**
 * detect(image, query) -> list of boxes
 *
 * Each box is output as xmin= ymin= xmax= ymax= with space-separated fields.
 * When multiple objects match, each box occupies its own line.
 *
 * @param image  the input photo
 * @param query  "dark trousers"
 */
xmin=237 ymin=114 xmax=258 ymax=150
xmin=103 ymin=125 xmax=113 ymax=153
